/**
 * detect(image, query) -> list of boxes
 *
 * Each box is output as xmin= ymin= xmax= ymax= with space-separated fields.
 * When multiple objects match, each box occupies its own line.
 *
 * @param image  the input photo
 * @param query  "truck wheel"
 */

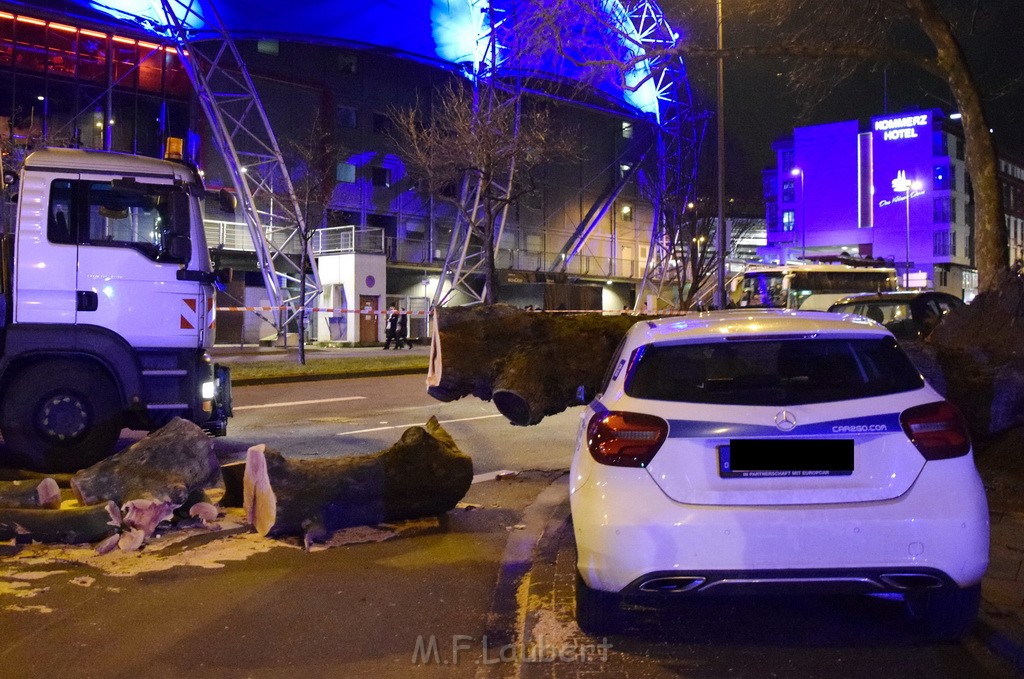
xmin=0 ymin=360 xmax=123 ymax=472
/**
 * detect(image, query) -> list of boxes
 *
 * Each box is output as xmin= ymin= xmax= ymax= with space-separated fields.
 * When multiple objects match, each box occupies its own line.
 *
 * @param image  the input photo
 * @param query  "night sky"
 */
xmin=676 ymin=1 xmax=1024 ymax=203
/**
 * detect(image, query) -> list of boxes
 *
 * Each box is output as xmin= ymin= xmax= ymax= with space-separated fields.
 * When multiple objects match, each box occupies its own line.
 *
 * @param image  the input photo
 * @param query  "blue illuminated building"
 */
xmin=764 ymin=110 xmax=1024 ymax=301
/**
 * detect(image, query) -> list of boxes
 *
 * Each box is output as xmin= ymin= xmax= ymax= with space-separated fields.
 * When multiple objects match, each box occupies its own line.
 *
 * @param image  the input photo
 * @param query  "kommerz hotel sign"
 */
xmin=874 ymin=114 xmax=929 ymax=141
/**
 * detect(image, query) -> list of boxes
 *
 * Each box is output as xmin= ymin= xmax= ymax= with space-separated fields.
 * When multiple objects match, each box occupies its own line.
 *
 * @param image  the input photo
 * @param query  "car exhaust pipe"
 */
xmin=879 ymin=573 xmax=945 ymax=591
xmin=638 ymin=576 xmax=706 ymax=594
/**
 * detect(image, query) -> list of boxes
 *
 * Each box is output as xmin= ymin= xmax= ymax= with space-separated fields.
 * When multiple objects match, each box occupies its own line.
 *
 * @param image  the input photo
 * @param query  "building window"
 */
xmin=620 ymin=203 xmax=633 ymax=222
xmin=371 ymin=166 xmax=391 ymax=187
xmin=336 ymin=162 xmax=356 ymax=183
xmin=933 ymin=231 xmax=950 ymax=257
xmin=766 ymin=203 xmax=779 ymax=231
xmin=934 ymin=197 xmax=951 ymax=223
xmin=782 ymin=210 xmax=795 ymax=232
xmin=951 ymin=196 xmax=958 ymax=223
xmin=621 ymin=121 xmax=633 ymax=139
xmin=956 ymin=139 xmax=965 ymax=161
xmin=933 ymin=131 xmax=948 ymax=157
xmin=338 ymin=53 xmax=357 ymax=74
xmin=781 ymin=150 xmax=794 ymax=172
xmin=950 ymin=165 xmax=957 ymax=191
xmin=950 ymin=230 xmax=957 ymax=256
xmin=337 ymin=106 xmax=357 ymax=129
xmin=782 ymin=180 xmax=795 ymax=203
xmin=933 ymin=165 xmax=949 ymax=191
xmin=372 ymin=112 xmax=392 ymax=135
xmin=257 ymin=39 xmax=279 ymax=56
xmin=938 ymin=268 xmax=949 ymax=287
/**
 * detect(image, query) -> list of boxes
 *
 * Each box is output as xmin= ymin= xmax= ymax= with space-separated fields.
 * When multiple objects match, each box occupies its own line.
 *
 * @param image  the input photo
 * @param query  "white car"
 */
xmin=571 ymin=310 xmax=989 ymax=640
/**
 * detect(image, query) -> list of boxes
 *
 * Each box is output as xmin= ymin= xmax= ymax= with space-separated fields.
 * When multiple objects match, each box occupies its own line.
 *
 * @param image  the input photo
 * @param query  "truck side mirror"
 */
xmin=168 ymin=190 xmax=192 ymax=237
xmin=214 ymin=267 xmax=233 ymax=286
xmin=165 ymin=234 xmax=192 ymax=263
xmin=218 ymin=188 xmax=237 ymax=213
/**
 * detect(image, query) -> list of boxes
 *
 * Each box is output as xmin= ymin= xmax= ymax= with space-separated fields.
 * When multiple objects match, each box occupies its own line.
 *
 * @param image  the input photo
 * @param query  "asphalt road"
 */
xmin=0 ymin=375 xmax=1016 ymax=678
xmin=213 ymin=373 xmax=582 ymax=473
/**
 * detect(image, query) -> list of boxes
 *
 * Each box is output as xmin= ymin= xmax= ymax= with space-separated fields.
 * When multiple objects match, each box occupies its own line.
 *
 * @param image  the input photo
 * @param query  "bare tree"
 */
xmin=280 ymin=112 xmax=344 ymax=364
xmin=390 ymin=81 xmax=567 ymax=304
xmin=522 ymin=0 xmax=1011 ymax=292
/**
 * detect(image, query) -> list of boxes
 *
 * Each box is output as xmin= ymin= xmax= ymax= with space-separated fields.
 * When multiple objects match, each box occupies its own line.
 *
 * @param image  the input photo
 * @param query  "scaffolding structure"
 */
xmin=157 ymin=0 xmax=321 ymax=332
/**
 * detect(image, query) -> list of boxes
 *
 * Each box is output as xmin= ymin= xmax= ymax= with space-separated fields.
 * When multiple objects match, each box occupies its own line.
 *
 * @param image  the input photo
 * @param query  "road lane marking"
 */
xmin=336 ymin=413 xmax=503 ymax=436
xmin=234 ymin=396 xmax=367 ymax=411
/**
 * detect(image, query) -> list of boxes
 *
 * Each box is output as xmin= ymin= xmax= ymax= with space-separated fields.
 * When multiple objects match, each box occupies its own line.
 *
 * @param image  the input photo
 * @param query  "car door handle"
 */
xmin=76 ymin=290 xmax=99 ymax=312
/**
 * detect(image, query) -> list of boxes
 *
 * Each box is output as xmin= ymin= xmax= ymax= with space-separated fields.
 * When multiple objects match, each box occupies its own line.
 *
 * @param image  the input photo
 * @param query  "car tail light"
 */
xmin=900 ymin=401 xmax=971 ymax=460
xmin=587 ymin=411 xmax=668 ymax=467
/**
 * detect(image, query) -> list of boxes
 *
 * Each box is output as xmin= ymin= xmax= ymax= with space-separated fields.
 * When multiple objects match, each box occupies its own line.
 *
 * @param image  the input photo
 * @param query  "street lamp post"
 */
xmin=791 ymin=167 xmax=805 ymax=258
xmin=713 ymin=0 xmax=726 ymax=309
xmin=892 ymin=172 xmax=923 ymax=287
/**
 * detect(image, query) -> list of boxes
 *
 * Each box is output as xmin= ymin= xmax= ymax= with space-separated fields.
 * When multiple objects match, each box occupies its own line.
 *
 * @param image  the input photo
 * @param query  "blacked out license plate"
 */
xmin=719 ymin=439 xmax=854 ymax=478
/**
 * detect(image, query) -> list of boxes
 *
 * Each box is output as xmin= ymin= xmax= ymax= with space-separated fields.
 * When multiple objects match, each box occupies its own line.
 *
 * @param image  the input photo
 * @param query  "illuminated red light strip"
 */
xmin=49 ymin=22 xmax=77 ymax=33
xmin=16 ymin=16 xmax=46 ymax=26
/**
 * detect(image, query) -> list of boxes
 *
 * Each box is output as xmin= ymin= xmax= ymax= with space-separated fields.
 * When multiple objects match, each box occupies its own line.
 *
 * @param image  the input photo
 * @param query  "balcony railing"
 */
xmin=313 ymin=226 xmax=385 ymax=255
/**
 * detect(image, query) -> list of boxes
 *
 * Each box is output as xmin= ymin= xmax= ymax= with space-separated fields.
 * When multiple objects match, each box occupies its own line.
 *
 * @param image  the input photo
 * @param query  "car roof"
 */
xmin=637 ymin=309 xmax=889 ymax=343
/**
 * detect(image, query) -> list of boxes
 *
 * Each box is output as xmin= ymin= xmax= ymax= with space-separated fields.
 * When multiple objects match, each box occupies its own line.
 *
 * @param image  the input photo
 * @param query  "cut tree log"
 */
xmin=913 ymin=273 xmax=1024 ymax=440
xmin=427 ymin=305 xmax=652 ymax=425
xmin=243 ymin=416 xmax=473 ymax=544
xmin=0 ymin=501 xmax=118 ymax=543
xmin=70 ymin=417 xmax=222 ymax=508
xmin=70 ymin=417 xmax=223 ymax=537
xmin=0 ymin=478 xmax=61 ymax=509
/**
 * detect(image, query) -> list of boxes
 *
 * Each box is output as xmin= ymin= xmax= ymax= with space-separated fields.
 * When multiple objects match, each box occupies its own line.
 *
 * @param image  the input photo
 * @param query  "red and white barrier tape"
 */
xmin=215 ymin=306 xmax=689 ymax=316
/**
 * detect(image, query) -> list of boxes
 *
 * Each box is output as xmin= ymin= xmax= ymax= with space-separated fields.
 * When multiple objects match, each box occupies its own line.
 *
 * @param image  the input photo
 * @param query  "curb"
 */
xmin=230 ymin=366 xmax=427 ymax=387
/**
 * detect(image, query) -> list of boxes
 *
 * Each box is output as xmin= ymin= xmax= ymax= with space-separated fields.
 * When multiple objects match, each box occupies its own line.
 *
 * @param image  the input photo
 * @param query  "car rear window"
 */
xmin=625 ymin=337 xmax=924 ymax=406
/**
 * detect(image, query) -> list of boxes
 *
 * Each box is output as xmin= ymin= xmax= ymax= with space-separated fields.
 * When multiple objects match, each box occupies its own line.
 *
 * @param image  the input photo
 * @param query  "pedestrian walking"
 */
xmin=383 ymin=304 xmax=399 ymax=349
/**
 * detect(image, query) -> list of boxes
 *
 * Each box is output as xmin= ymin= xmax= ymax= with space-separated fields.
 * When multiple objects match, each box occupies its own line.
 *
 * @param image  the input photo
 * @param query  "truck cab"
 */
xmin=0 ymin=148 xmax=231 ymax=472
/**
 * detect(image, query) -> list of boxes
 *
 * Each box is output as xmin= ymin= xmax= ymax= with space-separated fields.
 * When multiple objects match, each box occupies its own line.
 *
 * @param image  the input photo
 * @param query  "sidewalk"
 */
xmin=977 ymin=507 xmax=1024 ymax=672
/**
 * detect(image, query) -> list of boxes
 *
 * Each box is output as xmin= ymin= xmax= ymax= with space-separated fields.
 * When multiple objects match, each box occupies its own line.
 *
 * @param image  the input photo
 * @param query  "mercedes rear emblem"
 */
xmin=774 ymin=410 xmax=798 ymax=432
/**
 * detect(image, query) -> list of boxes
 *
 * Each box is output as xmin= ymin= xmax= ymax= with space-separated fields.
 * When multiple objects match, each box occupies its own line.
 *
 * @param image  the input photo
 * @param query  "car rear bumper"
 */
xmin=572 ymin=456 xmax=989 ymax=594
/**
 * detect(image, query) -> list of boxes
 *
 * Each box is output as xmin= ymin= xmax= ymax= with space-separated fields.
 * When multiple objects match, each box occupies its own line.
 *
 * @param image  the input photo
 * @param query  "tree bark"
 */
xmin=903 ymin=0 xmax=1008 ymax=292
xmin=0 ymin=501 xmax=117 ymax=543
xmin=243 ymin=416 xmax=473 ymax=544
xmin=70 ymin=417 xmax=222 ymax=508
xmin=427 ymin=305 xmax=651 ymax=425
xmin=0 ymin=478 xmax=61 ymax=509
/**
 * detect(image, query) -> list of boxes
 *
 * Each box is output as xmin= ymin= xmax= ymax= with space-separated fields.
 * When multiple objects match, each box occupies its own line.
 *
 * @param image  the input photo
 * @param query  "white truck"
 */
xmin=0 ymin=147 xmax=232 ymax=472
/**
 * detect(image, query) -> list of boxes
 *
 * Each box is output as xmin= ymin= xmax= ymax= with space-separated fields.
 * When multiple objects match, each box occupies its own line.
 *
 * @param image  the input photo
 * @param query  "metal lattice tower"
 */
xmin=157 ymin=0 xmax=320 ymax=331
xmin=622 ymin=0 xmax=703 ymax=312
xmin=432 ymin=1 xmax=520 ymax=308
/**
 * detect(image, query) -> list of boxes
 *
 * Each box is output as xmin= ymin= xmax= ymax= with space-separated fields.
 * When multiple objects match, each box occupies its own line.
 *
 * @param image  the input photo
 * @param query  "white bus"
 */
xmin=731 ymin=264 xmax=899 ymax=311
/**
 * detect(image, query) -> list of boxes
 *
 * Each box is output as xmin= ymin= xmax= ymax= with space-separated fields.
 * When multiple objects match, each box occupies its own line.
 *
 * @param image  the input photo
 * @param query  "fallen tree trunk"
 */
xmin=0 ymin=501 xmax=118 ymax=543
xmin=70 ymin=417 xmax=222 ymax=508
xmin=243 ymin=416 xmax=472 ymax=545
xmin=70 ymin=418 xmax=223 ymax=537
xmin=427 ymin=305 xmax=652 ymax=425
xmin=0 ymin=478 xmax=61 ymax=509
xmin=915 ymin=274 xmax=1024 ymax=440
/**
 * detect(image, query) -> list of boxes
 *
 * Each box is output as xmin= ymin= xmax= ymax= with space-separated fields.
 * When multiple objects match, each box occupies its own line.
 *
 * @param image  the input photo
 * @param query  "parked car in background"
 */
xmin=828 ymin=291 xmax=965 ymax=339
xmin=571 ymin=311 xmax=988 ymax=640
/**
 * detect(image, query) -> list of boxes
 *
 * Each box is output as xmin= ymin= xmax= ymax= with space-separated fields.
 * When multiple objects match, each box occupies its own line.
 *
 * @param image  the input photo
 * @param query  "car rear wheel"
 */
xmin=575 ymin=572 xmax=622 ymax=636
xmin=904 ymin=583 xmax=981 ymax=642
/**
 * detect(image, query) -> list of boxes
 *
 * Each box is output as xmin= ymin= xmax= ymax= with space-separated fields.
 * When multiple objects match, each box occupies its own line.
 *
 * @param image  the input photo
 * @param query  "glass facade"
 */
xmin=0 ymin=11 xmax=191 ymax=157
